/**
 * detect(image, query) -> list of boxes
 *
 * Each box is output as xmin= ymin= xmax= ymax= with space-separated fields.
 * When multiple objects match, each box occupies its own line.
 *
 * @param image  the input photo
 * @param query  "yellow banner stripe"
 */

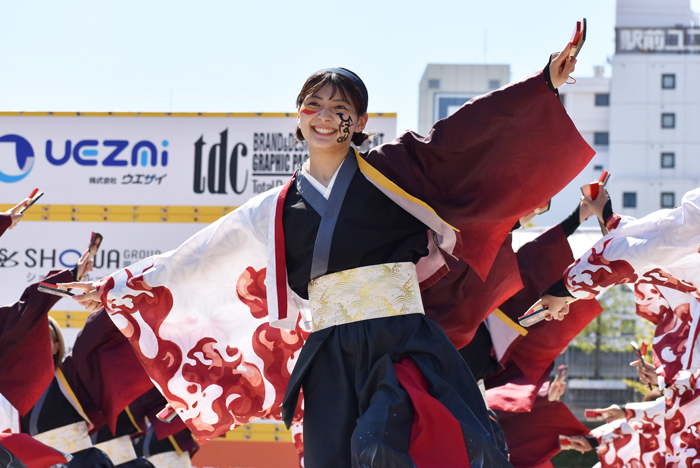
xmin=492 ymin=308 xmax=529 ymax=336
xmin=0 ymin=204 xmax=238 ymax=223
xmin=49 ymin=310 xmax=91 ymax=329
xmin=0 ymin=111 xmax=395 ymax=118
xmin=220 ymin=423 xmax=293 ymax=443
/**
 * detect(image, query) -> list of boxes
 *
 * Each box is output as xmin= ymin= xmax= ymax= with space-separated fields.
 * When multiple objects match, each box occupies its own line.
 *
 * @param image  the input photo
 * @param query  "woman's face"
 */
xmin=298 ymin=83 xmax=367 ymax=152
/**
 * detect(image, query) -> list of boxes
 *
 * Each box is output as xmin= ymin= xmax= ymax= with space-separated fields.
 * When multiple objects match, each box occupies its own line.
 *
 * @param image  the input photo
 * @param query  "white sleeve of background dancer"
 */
xmin=624 ymin=396 xmax=665 ymax=432
xmin=565 ymin=188 xmax=700 ymax=300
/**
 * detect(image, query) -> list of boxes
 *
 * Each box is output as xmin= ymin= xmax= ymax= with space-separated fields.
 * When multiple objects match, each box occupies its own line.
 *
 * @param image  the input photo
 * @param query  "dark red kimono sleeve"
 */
xmin=0 ymin=269 xmax=74 ymax=415
xmin=61 ymin=307 xmax=154 ymax=434
xmin=422 ymin=237 xmax=522 ymax=348
xmin=500 ymin=227 xmax=603 ymax=384
xmin=366 ymin=70 xmax=595 ymax=281
xmin=0 ymin=214 xmax=11 ymax=238
xmin=495 ymin=396 xmax=590 ymax=468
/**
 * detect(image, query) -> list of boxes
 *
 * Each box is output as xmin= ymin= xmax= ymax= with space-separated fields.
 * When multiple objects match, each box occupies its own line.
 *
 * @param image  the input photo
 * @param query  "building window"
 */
xmin=661 ymin=192 xmax=675 ymax=208
xmin=594 ymin=132 xmax=609 ymax=146
xmin=661 ymin=152 xmax=675 ymax=168
xmin=595 ymin=94 xmax=610 ymax=106
xmin=623 ymin=192 xmax=637 ymax=208
xmin=662 ymin=74 xmax=676 ymax=89
xmin=594 ymin=165 xmax=604 ymax=171
xmin=488 ymin=80 xmax=501 ymax=90
xmin=661 ymin=113 xmax=676 ymax=129
xmin=428 ymin=79 xmax=440 ymax=89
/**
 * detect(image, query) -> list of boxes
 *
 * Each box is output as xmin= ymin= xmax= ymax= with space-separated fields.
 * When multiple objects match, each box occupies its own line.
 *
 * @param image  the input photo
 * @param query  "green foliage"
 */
xmin=622 ymin=378 xmax=654 ymax=398
xmin=551 ymin=448 xmax=600 ymax=467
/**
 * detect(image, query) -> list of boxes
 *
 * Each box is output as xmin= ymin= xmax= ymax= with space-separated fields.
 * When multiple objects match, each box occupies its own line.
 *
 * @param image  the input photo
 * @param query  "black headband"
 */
xmin=311 ymin=67 xmax=369 ymax=108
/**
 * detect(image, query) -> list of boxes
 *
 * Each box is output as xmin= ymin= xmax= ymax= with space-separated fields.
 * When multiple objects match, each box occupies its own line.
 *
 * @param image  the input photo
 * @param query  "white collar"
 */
xmin=301 ymin=161 xmax=343 ymax=200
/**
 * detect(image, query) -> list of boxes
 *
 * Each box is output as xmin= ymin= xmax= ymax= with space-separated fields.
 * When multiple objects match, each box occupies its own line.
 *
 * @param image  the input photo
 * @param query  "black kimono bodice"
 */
xmin=283 ymin=169 xmax=429 ymax=299
xmin=20 ymin=377 xmax=83 ymax=435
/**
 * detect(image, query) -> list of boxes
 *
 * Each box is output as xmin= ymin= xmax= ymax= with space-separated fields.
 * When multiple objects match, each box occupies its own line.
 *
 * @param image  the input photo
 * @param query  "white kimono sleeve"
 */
xmin=565 ymin=188 xmax=700 ymax=300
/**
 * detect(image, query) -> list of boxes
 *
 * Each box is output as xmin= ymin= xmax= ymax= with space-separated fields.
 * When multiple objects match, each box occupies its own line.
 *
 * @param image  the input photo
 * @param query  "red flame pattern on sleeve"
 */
xmin=565 ymin=239 xmax=639 ymax=299
xmin=637 ymin=269 xmax=700 ymax=300
xmin=103 ymin=265 xmax=307 ymax=443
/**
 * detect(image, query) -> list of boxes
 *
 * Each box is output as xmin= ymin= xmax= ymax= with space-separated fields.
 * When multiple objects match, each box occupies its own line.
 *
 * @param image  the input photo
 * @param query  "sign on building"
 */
xmin=616 ymin=27 xmax=700 ymax=53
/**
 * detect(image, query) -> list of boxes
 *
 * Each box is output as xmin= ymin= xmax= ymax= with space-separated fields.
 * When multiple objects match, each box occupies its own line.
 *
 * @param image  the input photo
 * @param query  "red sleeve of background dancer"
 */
xmin=0 ymin=269 xmax=74 ymax=415
xmin=499 ymin=225 xmax=573 ymax=323
xmin=496 ymin=396 xmax=590 ymax=467
xmin=485 ymin=362 xmax=552 ymax=413
xmin=510 ymin=297 xmax=602 ymax=385
xmin=422 ymin=237 xmax=522 ymax=348
xmin=61 ymin=307 xmax=154 ymax=434
xmin=0 ymin=214 xmax=11 ymax=238
xmin=366 ymin=70 xmax=595 ymax=281
xmin=488 ymin=225 xmax=603 ymax=384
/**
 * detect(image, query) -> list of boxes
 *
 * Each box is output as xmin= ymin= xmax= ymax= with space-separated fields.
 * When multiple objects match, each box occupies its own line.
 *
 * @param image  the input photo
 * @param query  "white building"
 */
xmin=609 ymin=0 xmax=700 ymax=217
xmin=417 ymin=0 xmax=700 ymax=225
xmin=418 ymin=64 xmax=510 ymax=137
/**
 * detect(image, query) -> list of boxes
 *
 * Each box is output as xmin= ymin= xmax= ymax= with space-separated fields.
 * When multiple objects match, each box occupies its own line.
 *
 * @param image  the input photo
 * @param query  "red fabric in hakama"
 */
xmin=393 ymin=357 xmax=471 ymax=468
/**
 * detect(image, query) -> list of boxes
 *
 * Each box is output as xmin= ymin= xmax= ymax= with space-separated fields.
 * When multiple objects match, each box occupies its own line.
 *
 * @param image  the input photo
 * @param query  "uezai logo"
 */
xmin=0 ymin=134 xmax=34 ymax=183
xmin=45 ymin=138 xmax=169 ymax=167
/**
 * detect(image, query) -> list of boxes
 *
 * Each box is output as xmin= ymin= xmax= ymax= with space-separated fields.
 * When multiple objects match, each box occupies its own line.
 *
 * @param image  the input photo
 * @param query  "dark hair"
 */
xmin=295 ymin=71 xmax=370 ymax=146
xmin=48 ymin=317 xmax=65 ymax=369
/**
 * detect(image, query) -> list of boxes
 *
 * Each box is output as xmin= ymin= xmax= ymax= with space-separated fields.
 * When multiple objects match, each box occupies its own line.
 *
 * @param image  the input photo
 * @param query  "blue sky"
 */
xmin=1 ymin=1 xmax=693 ymax=134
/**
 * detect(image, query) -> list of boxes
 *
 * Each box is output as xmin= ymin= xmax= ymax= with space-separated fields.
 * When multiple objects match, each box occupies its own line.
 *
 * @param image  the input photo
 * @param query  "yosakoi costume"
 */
xmin=588 ymin=395 xmax=666 ymax=468
xmin=555 ymin=187 xmax=700 ymax=466
xmin=634 ymin=284 xmax=700 ymax=466
xmin=97 ymin=69 xmax=593 ymax=467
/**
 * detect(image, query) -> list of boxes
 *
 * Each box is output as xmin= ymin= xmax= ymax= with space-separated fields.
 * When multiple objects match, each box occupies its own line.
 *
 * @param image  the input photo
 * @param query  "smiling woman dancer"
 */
xmin=63 ymin=41 xmax=591 ymax=467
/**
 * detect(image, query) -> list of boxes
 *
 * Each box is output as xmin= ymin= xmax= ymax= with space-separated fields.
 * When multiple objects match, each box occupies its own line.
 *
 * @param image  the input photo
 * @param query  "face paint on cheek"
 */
xmin=336 ymin=113 xmax=353 ymax=143
xmin=300 ymin=107 xmax=318 ymax=115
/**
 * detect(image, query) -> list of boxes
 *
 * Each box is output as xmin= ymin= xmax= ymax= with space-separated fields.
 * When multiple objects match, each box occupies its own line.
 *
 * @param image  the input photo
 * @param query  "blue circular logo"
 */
xmin=0 ymin=134 xmax=35 ymax=183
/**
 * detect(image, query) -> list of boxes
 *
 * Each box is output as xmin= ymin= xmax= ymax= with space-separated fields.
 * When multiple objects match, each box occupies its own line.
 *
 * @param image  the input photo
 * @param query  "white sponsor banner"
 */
xmin=1 ymin=113 xmax=397 ymax=308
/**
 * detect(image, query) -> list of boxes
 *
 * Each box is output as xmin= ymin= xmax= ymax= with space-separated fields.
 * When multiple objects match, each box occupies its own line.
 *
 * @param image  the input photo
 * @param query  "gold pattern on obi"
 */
xmin=33 ymin=421 xmax=92 ymax=454
xmin=308 ymin=262 xmax=424 ymax=332
xmin=94 ymin=435 xmax=138 ymax=465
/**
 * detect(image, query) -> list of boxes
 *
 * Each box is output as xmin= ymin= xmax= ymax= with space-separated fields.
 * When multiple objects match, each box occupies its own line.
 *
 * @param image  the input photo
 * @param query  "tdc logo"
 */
xmin=0 ymin=134 xmax=34 ymax=183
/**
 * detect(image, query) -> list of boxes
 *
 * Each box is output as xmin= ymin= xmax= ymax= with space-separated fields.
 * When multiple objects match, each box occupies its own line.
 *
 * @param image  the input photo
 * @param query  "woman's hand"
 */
xmin=75 ymin=249 xmax=94 ymax=281
xmin=549 ymin=42 xmax=577 ymax=89
xmin=548 ymin=375 xmax=567 ymax=402
xmin=4 ymin=198 xmax=29 ymax=230
xmin=57 ymin=281 xmax=103 ymax=312
xmin=579 ymin=197 xmax=594 ymax=223
xmin=596 ymin=404 xmax=625 ymax=423
xmin=631 ymin=359 xmax=659 ymax=386
xmin=566 ymin=436 xmax=593 ymax=453
xmin=532 ymin=294 xmax=570 ymax=321
xmin=581 ymin=182 xmax=610 ymax=224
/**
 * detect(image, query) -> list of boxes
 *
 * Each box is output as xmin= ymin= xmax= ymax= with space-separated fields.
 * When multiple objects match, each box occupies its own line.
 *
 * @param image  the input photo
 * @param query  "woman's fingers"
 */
xmin=552 ymin=42 xmax=573 ymax=69
xmin=57 ymin=281 xmax=95 ymax=293
xmin=9 ymin=198 xmax=30 ymax=215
